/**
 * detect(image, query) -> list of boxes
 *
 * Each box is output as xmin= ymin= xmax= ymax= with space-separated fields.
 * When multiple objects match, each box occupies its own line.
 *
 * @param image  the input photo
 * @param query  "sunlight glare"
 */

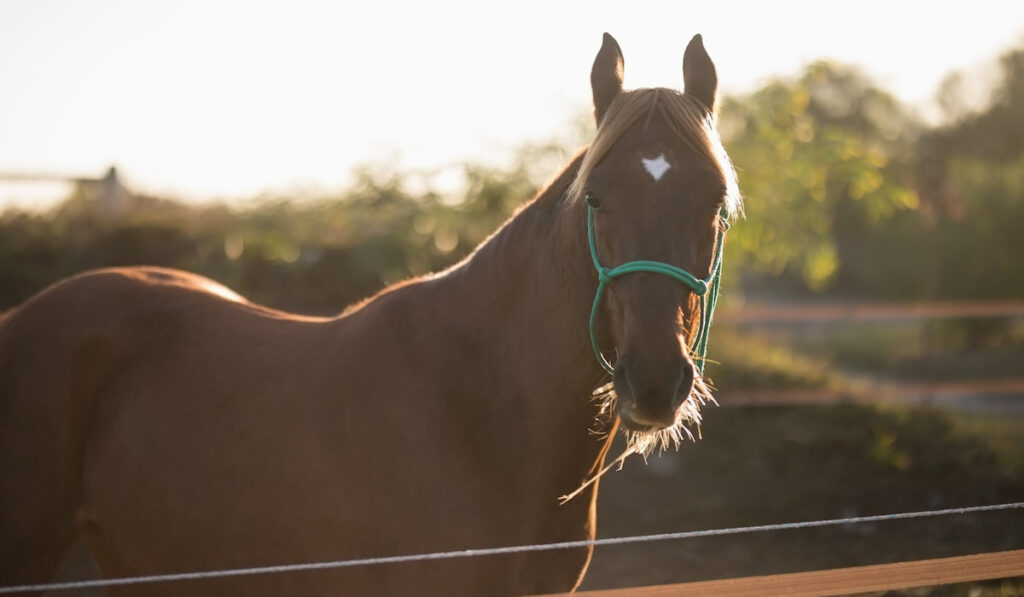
xmin=0 ymin=0 xmax=1022 ymax=207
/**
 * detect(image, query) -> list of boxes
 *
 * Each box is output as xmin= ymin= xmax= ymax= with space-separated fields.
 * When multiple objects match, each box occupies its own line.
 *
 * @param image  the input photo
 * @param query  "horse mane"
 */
xmin=566 ymin=88 xmax=742 ymax=222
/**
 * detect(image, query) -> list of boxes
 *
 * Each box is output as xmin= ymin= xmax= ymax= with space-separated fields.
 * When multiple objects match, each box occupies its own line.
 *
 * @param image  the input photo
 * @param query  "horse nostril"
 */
xmin=612 ymin=361 xmax=638 ymax=410
xmin=672 ymin=359 xmax=696 ymax=410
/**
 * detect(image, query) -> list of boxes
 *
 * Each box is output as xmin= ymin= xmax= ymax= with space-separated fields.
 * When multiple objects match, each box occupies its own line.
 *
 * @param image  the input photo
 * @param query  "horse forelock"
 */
xmin=567 ymin=87 xmax=742 ymax=223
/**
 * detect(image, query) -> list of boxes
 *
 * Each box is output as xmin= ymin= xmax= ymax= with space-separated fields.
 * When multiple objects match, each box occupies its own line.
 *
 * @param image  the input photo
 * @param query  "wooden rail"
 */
xmin=539 ymin=549 xmax=1024 ymax=597
xmin=717 ymin=300 xmax=1024 ymax=324
xmin=720 ymin=376 xmax=1024 ymax=406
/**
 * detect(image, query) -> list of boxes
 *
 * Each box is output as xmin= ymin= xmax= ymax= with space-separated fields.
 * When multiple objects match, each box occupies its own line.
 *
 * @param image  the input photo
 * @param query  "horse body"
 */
xmin=1 ymin=159 xmax=604 ymax=594
xmin=1 ymin=34 xmax=739 ymax=595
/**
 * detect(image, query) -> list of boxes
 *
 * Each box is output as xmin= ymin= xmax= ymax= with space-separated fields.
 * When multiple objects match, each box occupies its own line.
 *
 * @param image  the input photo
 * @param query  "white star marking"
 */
xmin=642 ymin=154 xmax=671 ymax=181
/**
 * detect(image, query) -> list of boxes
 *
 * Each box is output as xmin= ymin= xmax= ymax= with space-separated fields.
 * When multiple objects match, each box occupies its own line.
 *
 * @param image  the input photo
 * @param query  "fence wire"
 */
xmin=1 ymin=501 xmax=1022 ymax=594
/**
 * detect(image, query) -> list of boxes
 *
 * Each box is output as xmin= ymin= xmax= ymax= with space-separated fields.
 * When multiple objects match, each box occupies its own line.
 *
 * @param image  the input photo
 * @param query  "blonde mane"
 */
xmin=567 ymin=88 xmax=743 ymax=220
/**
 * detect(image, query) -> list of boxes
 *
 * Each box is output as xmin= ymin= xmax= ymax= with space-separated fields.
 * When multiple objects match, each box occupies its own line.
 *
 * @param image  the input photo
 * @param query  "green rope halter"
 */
xmin=587 ymin=199 xmax=729 ymax=375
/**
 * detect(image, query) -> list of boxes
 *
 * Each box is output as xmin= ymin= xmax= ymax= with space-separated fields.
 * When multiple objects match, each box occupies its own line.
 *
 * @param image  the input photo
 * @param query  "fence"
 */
xmin=2 ymin=502 xmax=1022 ymax=595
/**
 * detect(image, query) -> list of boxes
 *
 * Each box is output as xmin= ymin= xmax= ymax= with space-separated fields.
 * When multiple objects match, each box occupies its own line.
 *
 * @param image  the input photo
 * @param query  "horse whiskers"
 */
xmin=601 ymin=372 xmax=713 ymax=458
xmin=560 ymin=372 xmax=715 ymax=504
xmin=618 ymin=380 xmax=706 ymax=460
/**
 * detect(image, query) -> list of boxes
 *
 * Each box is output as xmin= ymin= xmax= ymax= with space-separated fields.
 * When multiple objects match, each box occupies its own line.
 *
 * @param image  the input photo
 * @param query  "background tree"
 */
xmin=719 ymin=61 xmax=919 ymax=296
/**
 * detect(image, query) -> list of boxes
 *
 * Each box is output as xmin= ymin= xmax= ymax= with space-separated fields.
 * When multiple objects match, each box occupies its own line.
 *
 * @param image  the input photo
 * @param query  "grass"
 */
xmin=699 ymin=319 xmax=1024 ymax=425
xmin=704 ymin=327 xmax=850 ymax=392
xmin=708 ymin=318 xmax=1024 ymax=390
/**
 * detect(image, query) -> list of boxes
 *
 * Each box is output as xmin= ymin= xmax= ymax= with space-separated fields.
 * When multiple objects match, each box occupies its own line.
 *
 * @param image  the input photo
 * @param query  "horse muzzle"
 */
xmin=612 ymin=353 xmax=696 ymax=431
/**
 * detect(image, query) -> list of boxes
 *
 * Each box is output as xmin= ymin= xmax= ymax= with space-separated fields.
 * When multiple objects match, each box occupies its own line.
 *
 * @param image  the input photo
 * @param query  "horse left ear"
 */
xmin=683 ymin=34 xmax=717 ymax=112
xmin=591 ymin=33 xmax=624 ymax=125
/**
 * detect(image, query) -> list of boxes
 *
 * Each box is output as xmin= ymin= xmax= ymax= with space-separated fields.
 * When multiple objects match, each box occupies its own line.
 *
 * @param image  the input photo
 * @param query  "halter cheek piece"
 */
xmin=586 ymin=196 xmax=730 ymax=375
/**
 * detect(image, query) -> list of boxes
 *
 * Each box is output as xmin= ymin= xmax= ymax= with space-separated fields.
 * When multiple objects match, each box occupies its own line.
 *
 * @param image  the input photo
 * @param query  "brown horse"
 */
xmin=0 ymin=34 xmax=740 ymax=596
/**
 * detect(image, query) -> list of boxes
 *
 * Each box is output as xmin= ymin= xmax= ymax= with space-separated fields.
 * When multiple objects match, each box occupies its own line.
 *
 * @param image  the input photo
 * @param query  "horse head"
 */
xmin=571 ymin=34 xmax=741 ymax=451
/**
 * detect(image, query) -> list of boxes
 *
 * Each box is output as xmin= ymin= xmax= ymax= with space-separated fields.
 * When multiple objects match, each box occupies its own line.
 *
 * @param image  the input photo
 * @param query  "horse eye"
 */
xmin=585 ymin=192 xmax=600 ymax=209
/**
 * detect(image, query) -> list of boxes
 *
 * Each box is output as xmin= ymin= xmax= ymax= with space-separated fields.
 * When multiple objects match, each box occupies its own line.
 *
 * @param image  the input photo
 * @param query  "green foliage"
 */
xmin=923 ymin=155 xmax=1024 ymax=298
xmin=0 ymin=144 xmax=557 ymax=313
xmin=901 ymin=49 xmax=1024 ymax=299
xmin=720 ymin=61 xmax=919 ymax=293
xmin=712 ymin=45 xmax=1024 ymax=301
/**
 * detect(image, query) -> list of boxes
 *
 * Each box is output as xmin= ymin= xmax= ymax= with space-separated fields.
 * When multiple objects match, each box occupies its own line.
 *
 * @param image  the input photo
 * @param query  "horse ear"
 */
xmin=683 ymin=34 xmax=717 ymax=112
xmin=591 ymin=33 xmax=624 ymax=125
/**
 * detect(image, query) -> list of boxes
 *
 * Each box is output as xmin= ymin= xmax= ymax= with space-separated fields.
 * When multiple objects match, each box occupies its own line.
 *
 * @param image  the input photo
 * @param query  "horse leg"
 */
xmin=0 ymin=310 xmax=110 ymax=591
xmin=0 ymin=374 xmax=84 ymax=591
xmin=0 ymin=490 xmax=80 ymax=593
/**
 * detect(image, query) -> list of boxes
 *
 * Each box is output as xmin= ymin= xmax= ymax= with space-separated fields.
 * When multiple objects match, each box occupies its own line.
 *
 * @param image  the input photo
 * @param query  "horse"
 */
xmin=0 ymin=33 xmax=741 ymax=596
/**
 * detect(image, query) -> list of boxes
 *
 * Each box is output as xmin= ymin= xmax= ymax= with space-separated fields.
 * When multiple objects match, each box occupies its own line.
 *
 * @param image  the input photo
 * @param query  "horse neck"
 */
xmin=351 ymin=154 xmax=613 ymax=513
xmin=450 ymin=154 xmax=603 ymax=399
xmin=436 ymin=154 xmax=613 ymax=498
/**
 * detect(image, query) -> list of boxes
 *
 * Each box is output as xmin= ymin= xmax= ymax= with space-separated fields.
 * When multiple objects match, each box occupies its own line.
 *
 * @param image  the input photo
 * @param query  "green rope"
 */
xmin=587 ymin=202 xmax=728 ymax=375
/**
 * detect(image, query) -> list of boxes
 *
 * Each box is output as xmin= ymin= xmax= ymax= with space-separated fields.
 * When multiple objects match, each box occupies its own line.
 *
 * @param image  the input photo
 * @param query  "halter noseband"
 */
xmin=587 ymin=198 xmax=729 ymax=375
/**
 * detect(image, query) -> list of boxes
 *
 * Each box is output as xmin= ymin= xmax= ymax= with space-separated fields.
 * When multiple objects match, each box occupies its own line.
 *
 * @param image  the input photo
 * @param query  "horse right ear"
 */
xmin=683 ymin=34 xmax=717 ymax=112
xmin=591 ymin=33 xmax=624 ymax=126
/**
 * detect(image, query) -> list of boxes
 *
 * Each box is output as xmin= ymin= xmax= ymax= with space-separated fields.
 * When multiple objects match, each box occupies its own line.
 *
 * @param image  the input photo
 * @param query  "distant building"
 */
xmin=76 ymin=166 xmax=133 ymax=214
xmin=0 ymin=166 xmax=134 ymax=214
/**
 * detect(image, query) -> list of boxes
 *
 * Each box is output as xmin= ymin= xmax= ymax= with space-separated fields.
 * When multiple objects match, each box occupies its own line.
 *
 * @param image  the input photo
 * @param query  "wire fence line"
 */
xmin=2 ymin=501 xmax=1022 ymax=594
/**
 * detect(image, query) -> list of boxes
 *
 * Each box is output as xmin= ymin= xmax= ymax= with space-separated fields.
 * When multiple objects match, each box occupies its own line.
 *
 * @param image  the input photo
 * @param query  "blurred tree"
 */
xmin=720 ymin=61 xmax=920 ymax=295
xmin=912 ymin=46 xmax=1024 ymax=300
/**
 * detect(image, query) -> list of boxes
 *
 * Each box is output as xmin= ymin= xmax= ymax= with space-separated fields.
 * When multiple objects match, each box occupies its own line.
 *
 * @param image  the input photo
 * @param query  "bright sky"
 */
xmin=1 ymin=0 xmax=1023 ymax=208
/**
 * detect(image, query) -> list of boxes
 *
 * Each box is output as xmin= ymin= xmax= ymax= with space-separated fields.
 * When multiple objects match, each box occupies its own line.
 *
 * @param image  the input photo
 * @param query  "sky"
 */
xmin=1 ymin=0 xmax=1023 ymax=209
